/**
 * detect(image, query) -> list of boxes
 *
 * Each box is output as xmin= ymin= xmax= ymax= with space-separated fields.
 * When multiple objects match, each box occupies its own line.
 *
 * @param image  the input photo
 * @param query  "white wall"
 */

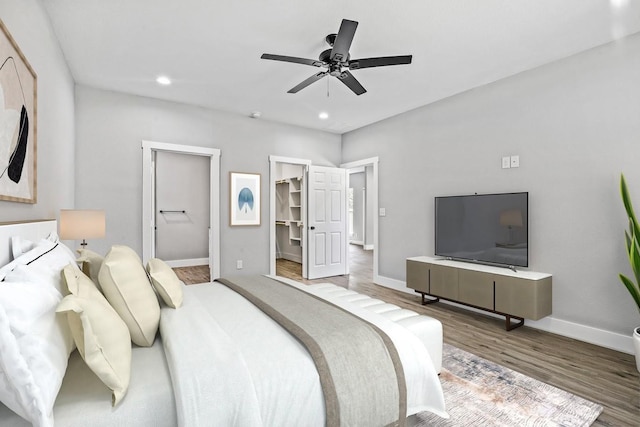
xmin=0 ymin=0 xmax=75 ymax=221
xmin=74 ymin=85 xmax=341 ymax=276
xmin=342 ymin=33 xmax=640 ymax=349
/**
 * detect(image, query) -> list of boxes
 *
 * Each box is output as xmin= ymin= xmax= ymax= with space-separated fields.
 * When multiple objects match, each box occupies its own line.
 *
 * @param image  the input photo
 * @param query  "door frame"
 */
xmin=142 ymin=140 xmax=221 ymax=279
xmin=340 ymin=157 xmax=379 ymax=282
xmin=269 ymin=155 xmax=311 ymax=277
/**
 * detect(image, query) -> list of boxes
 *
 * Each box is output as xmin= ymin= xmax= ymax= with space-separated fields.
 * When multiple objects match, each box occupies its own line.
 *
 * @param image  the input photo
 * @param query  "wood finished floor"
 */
xmin=175 ymin=246 xmax=640 ymax=426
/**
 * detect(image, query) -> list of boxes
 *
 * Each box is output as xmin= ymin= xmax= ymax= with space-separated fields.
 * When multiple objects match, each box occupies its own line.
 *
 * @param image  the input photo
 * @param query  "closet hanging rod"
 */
xmin=159 ymin=210 xmax=186 ymax=214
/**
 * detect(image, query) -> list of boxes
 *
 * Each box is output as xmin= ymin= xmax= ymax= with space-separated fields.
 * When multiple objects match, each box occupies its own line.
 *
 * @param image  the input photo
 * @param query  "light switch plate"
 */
xmin=379 ymin=208 xmax=386 ymax=217
xmin=510 ymin=155 xmax=520 ymax=168
xmin=502 ymin=156 xmax=511 ymax=169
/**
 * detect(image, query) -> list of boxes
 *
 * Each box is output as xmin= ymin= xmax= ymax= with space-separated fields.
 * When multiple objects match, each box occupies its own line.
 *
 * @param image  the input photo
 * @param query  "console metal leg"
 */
xmin=420 ymin=292 xmax=440 ymax=305
xmin=505 ymin=315 xmax=524 ymax=331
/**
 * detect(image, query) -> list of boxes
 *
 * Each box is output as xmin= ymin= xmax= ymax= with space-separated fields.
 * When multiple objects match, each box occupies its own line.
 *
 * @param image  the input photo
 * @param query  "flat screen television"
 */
xmin=434 ymin=192 xmax=528 ymax=269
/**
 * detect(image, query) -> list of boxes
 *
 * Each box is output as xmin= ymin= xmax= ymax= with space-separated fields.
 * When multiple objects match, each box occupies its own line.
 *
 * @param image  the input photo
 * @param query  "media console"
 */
xmin=406 ymin=256 xmax=552 ymax=330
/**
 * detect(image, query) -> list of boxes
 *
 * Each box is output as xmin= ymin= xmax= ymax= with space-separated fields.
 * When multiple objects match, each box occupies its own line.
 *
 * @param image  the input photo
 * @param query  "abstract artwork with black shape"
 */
xmin=7 ymin=104 xmax=27 ymax=183
xmin=0 ymin=20 xmax=37 ymax=203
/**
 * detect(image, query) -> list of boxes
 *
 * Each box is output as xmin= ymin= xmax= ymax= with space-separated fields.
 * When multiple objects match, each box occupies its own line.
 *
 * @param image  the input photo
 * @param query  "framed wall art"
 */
xmin=230 ymin=172 xmax=260 ymax=226
xmin=0 ymin=20 xmax=37 ymax=204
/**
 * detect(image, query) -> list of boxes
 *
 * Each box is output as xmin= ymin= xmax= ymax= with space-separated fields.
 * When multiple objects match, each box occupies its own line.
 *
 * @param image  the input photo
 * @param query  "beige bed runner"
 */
xmin=218 ymin=275 xmax=407 ymax=427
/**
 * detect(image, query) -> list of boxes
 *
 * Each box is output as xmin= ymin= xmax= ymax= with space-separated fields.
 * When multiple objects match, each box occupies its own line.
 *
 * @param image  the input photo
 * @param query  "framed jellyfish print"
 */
xmin=230 ymin=172 xmax=260 ymax=226
xmin=0 ymin=20 xmax=37 ymax=203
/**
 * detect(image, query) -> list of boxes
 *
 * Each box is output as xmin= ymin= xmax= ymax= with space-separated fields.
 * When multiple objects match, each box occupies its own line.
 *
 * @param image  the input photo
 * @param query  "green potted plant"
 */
xmin=619 ymin=174 xmax=640 ymax=372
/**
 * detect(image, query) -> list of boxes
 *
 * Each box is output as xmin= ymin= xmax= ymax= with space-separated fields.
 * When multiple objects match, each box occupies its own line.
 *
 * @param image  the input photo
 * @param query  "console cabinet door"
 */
xmin=406 ymin=260 xmax=429 ymax=293
xmin=494 ymin=276 xmax=552 ymax=319
xmin=458 ymin=269 xmax=494 ymax=310
xmin=429 ymin=264 xmax=458 ymax=300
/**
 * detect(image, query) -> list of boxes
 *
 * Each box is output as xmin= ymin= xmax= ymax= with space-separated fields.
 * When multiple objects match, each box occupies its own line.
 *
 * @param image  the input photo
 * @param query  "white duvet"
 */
xmin=160 ymin=279 xmax=447 ymax=427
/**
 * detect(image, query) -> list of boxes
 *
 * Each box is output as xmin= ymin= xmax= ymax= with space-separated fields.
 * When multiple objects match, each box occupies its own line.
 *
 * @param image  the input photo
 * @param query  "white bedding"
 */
xmin=0 ymin=338 xmax=177 ymax=427
xmin=161 ymin=280 xmax=447 ymax=427
xmin=0 ymin=219 xmax=446 ymax=426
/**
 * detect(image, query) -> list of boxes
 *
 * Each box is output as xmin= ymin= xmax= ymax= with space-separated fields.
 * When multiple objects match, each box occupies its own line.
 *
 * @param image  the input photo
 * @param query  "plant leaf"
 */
xmin=619 ymin=274 xmax=640 ymax=311
xmin=621 ymin=174 xmax=640 ymax=238
xmin=630 ymin=235 xmax=640 ymax=290
xmin=625 ymin=230 xmax=632 ymax=252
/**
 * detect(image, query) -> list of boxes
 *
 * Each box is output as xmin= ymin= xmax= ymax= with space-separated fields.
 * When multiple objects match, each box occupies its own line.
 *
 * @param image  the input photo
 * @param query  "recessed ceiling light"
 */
xmin=156 ymin=75 xmax=172 ymax=86
xmin=318 ymin=112 xmax=329 ymax=120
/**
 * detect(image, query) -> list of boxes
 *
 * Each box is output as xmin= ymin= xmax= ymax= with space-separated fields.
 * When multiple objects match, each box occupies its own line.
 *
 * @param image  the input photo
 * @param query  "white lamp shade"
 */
xmin=59 ymin=210 xmax=106 ymax=240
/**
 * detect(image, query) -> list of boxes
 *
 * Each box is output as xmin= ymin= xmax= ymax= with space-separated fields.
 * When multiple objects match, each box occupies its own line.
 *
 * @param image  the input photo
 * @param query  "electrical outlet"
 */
xmin=502 ymin=156 xmax=511 ymax=169
xmin=236 ymin=260 xmax=243 ymax=269
xmin=510 ymin=155 xmax=520 ymax=168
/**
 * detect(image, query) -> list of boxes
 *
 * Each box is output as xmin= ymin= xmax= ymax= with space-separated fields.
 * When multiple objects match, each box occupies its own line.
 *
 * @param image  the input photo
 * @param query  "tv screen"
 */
xmin=434 ymin=192 xmax=528 ymax=268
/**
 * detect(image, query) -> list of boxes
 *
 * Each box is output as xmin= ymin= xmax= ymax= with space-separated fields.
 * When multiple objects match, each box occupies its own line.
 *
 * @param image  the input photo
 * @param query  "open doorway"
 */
xmin=341 ymin=157 xmax=379 ymax=283
xmin=269 ymin=156 xmax=311 ymax=278
xmin=141 ymin=141 xmax=221 ymax=280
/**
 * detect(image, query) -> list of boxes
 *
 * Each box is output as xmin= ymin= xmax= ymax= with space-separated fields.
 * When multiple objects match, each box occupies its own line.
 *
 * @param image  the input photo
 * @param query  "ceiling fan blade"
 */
xmin=348 ymin=55 xmax=413 ymax=70
xmin=337 ymin=70 xmax=366 ymax=95
xmin=287 ymin=71 xmax=329 ymax=93
xmin=330 ymin=19 xmax=358 ymax=62
xmin=261 ymin=53 xmax=324 ymax=67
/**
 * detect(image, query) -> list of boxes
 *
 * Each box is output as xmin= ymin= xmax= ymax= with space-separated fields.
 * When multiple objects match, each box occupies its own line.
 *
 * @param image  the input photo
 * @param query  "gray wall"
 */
xmin=74 ymin=85 xmax=341 ymax=276
xmin=342 ymin=33 xmax=640 ymax=337
xmin=155 ymin=151 xmax=209 ymax=262
xmin=0 ymin=0 xmax=75 ymax=222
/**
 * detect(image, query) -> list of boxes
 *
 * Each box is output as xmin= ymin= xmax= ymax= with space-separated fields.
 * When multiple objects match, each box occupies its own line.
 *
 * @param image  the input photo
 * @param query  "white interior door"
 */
xmin=307 ymin=165 xmax=348 ymax=279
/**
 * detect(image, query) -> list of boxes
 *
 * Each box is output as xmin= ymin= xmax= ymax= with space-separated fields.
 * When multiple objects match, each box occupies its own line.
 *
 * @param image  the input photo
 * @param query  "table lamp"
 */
xmin=499 ymin=209 xmax=523 ymax=245
xmin=59 ymin=209 xmax=106 ymax=247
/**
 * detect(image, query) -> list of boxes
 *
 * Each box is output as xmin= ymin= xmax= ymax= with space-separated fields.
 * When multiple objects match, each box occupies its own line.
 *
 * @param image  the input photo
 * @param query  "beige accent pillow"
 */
xmin=62 ymin=263 xmax=103 ymax=299
xmin=76 ymin=248 xmax=105 ymax=290
xmin=56 ymin=268 xmax=132 ymax=406
xmin=146 ymin=258 xmax=184 ymax=308
xmin=98 ymin=245 xmax=160 ymax=347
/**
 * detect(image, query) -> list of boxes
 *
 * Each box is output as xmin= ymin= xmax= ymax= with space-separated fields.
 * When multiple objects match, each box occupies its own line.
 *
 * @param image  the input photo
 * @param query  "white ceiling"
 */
xmin=42 ymin=0 xmax=640 ymax=134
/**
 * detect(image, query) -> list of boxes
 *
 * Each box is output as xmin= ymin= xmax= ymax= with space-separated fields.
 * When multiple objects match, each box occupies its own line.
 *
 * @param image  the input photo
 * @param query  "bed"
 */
xmin=0 ymin=219 xmax=447 ymax=426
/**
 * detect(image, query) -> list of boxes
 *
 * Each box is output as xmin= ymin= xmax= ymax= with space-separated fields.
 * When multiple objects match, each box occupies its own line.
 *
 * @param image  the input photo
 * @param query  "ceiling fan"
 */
xmin=261 ymin=19 xmax=412 ymax=96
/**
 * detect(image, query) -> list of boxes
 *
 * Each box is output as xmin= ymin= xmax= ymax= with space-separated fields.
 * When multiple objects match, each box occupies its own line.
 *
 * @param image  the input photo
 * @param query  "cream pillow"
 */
xmin=98 ymin=245 xmax=160 ymax=347
xmin=146 ymin=258 xmax=184 ymax=308
xmin=62 ymin=263 xmax=102 ymax=299
xmin=75 ymin=248 xmax=104 ymax=291
xmin=56 ymin=293 xmax=131 ymax=406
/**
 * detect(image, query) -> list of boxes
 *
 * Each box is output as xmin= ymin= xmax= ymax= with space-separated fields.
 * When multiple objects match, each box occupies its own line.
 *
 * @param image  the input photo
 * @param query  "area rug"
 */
xmin=413 ymin=344 xmax=603 ymax=426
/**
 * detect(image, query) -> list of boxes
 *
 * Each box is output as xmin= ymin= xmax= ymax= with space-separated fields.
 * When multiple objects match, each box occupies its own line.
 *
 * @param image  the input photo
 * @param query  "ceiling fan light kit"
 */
xmin=261 ymin=19 xmax=412 ymax=96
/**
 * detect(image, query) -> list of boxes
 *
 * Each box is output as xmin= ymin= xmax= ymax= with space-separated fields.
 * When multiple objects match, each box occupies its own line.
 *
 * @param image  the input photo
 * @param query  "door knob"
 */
xmin=310 ymin=226 xmax=315 ymax=230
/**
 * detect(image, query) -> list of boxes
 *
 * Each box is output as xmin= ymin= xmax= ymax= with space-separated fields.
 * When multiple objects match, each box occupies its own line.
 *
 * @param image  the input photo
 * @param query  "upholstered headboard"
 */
xmin=0 ymin=219 xmax=57 ymax=266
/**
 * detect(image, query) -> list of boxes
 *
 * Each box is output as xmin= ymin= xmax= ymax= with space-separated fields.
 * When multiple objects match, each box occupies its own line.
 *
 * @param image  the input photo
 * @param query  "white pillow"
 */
xmin=0 ymin=280 xmax=74 ymax=426
xmin=98 ymin=245 xmax=160 ymax=347
xmin=9 ymin=231 xmax=58 ymax=260
xmin=0 ymin=237 xmax=77 ymax=295
xmin=10 ymin=236 xmax=36 ymax=260
xmin=146 ymin=258 xmax=184 ymax=308
xmin=58 ymin=266 xmax=132 ymax=406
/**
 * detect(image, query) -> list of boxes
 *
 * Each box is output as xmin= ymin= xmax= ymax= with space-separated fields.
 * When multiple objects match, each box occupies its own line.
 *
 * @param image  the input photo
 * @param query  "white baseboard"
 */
xmin=373 ymin=274 xmax=635 ymax=355
xmin=164 ymin=258 xmax=208 ymax=268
